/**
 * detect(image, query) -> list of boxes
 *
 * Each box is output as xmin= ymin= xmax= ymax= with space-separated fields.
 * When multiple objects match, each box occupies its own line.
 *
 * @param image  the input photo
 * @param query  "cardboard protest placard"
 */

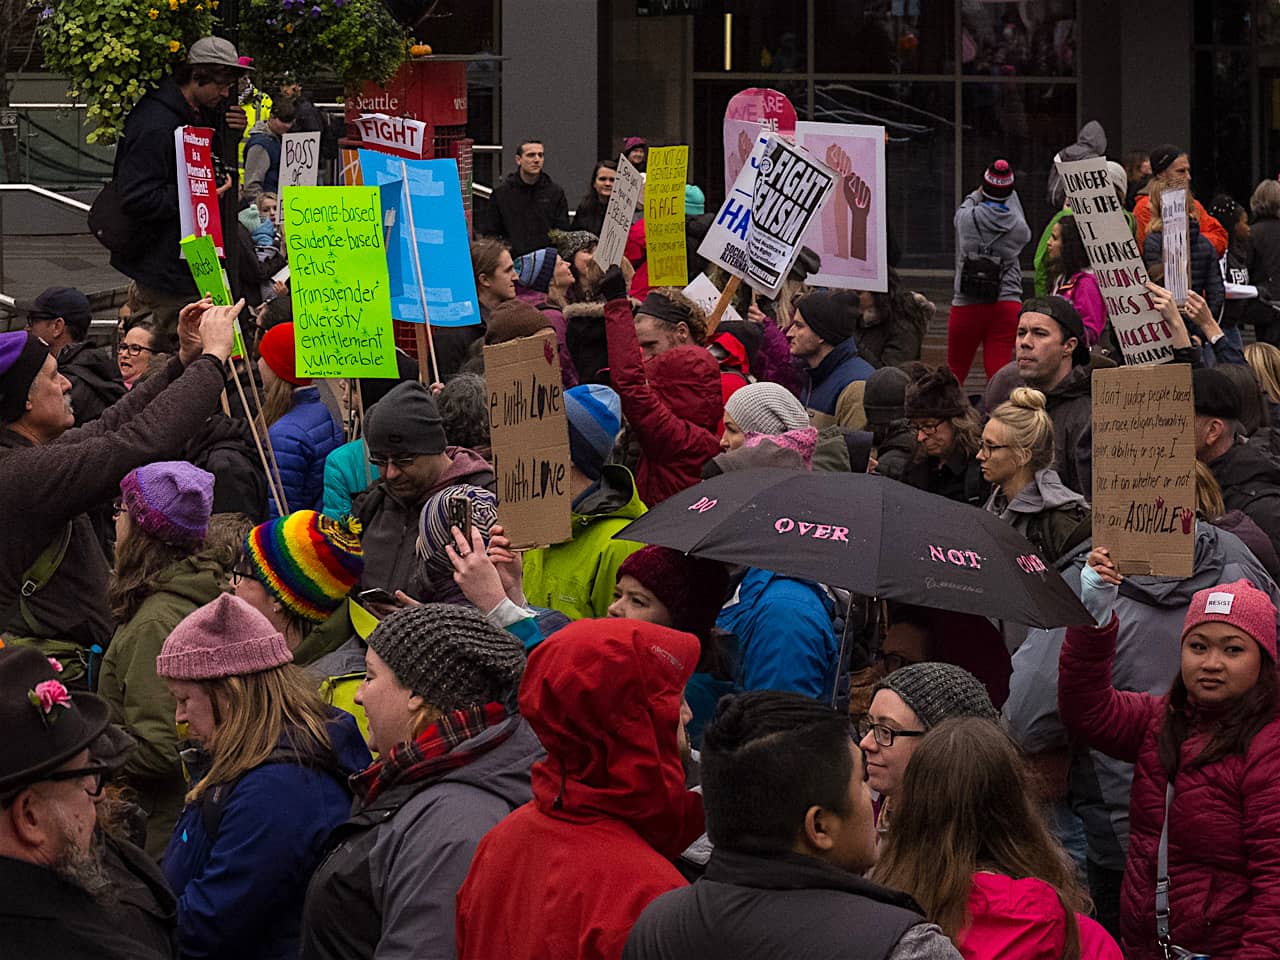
xmin=1055 ymin=157 xmax=1175 ymax=365
xmin=175 ymin=126 xmax=223 ymax=257
xmin=1091 ymin=364 xmax=1195 ymax=577
xmin=795 ymin=122 xmax=888 ymax=293
xmin=723 ymin=87 xmax=797 ymax=197
xmin=180 ymin=233 xmax=246 ymax=358
xmin=595 ymin=154 xmax=643 ymax=269
xmin=282 ymin=132 xmax=322 ymax=188
xmin=747 ymin=135 xmax=837 ymax=297
xmin=1161 ymin=188 xmax=1189 ymax=306
xmin=699 ymin=124 xmax=770 ymax=281
xmin=682 ymin=273 xmax=744 ymax=326
xmin=359 ymin=150 xmax=479 ymax=326
xmin=483 ymin=331 xmax=572 ymax=549
xmin=282 ymin=185 xmax=398 ymax=378
xmin=644 ymin=145 xmax=690 ymax=288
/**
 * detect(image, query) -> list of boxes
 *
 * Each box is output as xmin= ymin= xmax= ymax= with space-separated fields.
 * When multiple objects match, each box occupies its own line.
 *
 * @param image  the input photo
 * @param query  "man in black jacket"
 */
xmin=623 ymin=691 xmax=960 ymax=960
xmin=109 ymin=37 xmax=249 ymax=350
xmin=17 ymin=287 xmax=124 ymax=427
xmin=477 ymin=139 xmax=571 ymax=257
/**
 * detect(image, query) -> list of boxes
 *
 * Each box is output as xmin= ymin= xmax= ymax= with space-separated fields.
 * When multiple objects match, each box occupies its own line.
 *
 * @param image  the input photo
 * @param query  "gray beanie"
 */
xmin=364 ymin=380 xmax=447 ymax=458
xmin=724 ymin=381 xmax=810 ymax=436
xmin=367 ymin=603 xmax=525 ymax=712
xmin=873 ymin=662 xmax=997 ymax=729
xmin=862 ymin=367 xmax=911 ymax=426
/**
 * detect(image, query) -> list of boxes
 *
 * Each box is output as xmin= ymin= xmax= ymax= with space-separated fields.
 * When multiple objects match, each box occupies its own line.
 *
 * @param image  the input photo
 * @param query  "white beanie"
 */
xmin=724 ymin=382 xmax=810 ymax=436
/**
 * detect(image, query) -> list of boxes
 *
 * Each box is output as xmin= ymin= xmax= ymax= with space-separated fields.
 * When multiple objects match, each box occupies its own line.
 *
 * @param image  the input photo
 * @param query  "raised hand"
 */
xmin=843 ymin=172 xmax=872 ymax=261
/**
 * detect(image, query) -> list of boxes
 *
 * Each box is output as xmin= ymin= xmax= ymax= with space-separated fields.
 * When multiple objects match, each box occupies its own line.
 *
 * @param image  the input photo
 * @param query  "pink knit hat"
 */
xmin=156 ymin=594 xmax=293 ymax=680
xmin=1182 ymin=579 xmax=1278 ymax=660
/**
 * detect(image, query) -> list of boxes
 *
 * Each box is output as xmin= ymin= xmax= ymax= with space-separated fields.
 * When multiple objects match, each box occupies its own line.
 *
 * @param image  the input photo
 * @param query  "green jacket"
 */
xmin=522 ymin=465 xmax=647 ymax=620
xmin=97 ymin=554 xmax=226 ymax=858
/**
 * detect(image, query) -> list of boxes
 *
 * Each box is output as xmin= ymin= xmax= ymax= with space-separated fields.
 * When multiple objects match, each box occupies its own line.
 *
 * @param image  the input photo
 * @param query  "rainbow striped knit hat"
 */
xmin=245 ymin=511 xmax=364 ymax=622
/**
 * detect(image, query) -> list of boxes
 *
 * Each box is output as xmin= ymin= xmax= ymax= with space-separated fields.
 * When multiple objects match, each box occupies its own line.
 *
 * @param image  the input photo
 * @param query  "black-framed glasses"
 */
xmin=24 ymin=313 xmax=56 ymax=328
xmin=230 ymin=559 xmax=260 ymax=585
xmin=977 ymin=441 xmax=1011 ymax=455
xmin=369 ymin=454 xmax=419 ymax=471
xmin=111 ymin=497 xmax=125 ymax=518
xmin=42 ymin=764 xmax=112 ymax=798
xmin=911 ymin=419 xmax=945 ymax=435
xmin=854 ymin=715 xmax=927 ymax=748
xmin=117 ymin=342 xmax=156 ymax=357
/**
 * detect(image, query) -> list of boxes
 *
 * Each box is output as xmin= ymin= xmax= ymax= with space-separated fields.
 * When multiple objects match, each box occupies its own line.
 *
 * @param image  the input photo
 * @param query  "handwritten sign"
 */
xmin=1092 ymin=364 xmax=1195 ymax=577
xmin=747 ymin=134 xmax=836 ymax=297
xmin=644 ymin=145 xmax=690 ymax=288
xmin=282 ymin=185 xmax=398 ymax=378
xmin=1161 ymin=188 xmax=1189 ymax=306
xmin=181 ymin=234 xmax=246 ymax=358
xmin=596 ymin=154 xmax=643 ymax=269
xmin=484 ymin=331 xmax=572 ymax=549
xmin=699 ymin=124 xmax=770 ymax=281
xmin=175 ymin=126 xmax=223 ymax=257
xmin=282 ymin=132 xmax=321 ymax=188
xmin=1056 ymin=156 xmax=1174 ymax=365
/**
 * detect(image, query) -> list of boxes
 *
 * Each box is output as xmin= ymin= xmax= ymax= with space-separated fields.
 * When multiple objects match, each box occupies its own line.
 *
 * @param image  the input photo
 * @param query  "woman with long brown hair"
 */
xmin=873 ymin=717 xmax=1121 ymax=960
xmin=157 ymin=593 xmax=371 ymax=960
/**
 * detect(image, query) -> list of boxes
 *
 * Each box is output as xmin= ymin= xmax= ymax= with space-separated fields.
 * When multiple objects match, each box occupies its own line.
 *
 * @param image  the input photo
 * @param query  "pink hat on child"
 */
xmin=1182 ymin=579 xmax=1278 ymax=660
xmin=156 ymin=594 xmax=293 ymax=680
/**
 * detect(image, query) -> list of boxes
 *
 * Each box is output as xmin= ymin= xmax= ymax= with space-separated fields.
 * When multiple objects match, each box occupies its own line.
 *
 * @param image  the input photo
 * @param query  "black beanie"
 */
xmin=904 ymin=366 xmax=967 ymax=421
xmin=863 ymin=366 xmax=911 ymax=425
xmin=1150 ymin=144 xmax=1184 ymax=177
xmin=796 ymin=291 xmax=859 ymax=346
xmin=1193 ymin=367 xmax=1243 ymax=421
xmin=365 ymin=380 xmax=448 ymax=457
xmin=0 ymin=332 xmax=53 ymax=424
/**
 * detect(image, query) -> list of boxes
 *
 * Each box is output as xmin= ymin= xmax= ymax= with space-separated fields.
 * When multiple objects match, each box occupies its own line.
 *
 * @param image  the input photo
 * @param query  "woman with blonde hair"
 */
xmin=978 ymin=387 xmax=1090 ymax=566
xmin=1249 ymin=180 xmax=1280 ymax=347
xmin=873 ymin=717 xmax=1121 ymax=959
xmin=1246 ymin=341 xmax=1280 ymax=419
xmin=158 ymin=593 xmax=371 ymax=960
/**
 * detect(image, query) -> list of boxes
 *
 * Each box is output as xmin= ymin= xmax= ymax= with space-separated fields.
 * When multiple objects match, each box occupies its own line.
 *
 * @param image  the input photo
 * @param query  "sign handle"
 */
xmin=230 ymin=362 xmax=289 ymax=517
xmin=705 ymin=275 xmax=742 ymax=339
xmin=399 ymin=160 xmax=442 ymax=384
xmin=354 ymin=379 xmax=373 ymax=490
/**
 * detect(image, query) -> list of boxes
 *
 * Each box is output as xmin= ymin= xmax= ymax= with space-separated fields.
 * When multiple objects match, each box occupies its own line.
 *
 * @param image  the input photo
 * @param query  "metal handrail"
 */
xmin=0 ymin=183 xmax=91 ymax=212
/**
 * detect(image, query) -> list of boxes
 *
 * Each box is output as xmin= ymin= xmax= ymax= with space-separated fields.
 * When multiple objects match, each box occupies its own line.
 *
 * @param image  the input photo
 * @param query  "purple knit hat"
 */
xmin=617 ymin=545 xmax=729 ymax=641
xmin=1182 ymin=579 xmax=1278 ymax=661
xmin=0 ymin=331 xmax=52 ymax=424
xmin=120 ymin=461 xmax=214 ymax=548
xmin=156 ymin=594 xmax=293 ymax=680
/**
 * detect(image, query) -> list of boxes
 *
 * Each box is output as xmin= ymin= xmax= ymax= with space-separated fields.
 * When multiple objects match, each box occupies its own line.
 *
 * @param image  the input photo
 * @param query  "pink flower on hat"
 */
xmin=47 ymin=658 xmax=63 ymax=673
xmin=28 ymin=679 xmax=72 ymax=725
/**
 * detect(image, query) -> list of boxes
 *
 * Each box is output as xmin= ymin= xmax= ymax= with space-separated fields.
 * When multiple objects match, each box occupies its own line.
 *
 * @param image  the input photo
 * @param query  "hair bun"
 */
xmin=1007 ymin=386 xmax=1047 ymax=412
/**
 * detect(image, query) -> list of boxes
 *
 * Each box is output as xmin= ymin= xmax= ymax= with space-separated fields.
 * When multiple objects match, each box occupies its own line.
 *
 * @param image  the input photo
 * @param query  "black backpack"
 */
xmin=88 ymin=181 xmax=143 ymax=256
xmin=958 ymin=208 xmax=1003 ymax=303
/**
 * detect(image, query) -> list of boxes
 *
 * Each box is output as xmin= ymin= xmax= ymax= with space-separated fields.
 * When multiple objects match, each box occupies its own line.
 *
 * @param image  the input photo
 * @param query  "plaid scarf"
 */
xmin=350 ymin=702 xmax=515 ymax=805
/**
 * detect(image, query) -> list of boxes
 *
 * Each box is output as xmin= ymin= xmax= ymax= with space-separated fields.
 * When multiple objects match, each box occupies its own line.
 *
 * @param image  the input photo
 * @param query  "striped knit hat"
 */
xmin=417 ymin=485 xmax=500 ymax=585
xmin=244 ymin=511 xmax=364 ymax=622
xmin=565 ymin=383 xmax=621 ymax=481
xmin=513 ymin=247 xmax=557 ymax=293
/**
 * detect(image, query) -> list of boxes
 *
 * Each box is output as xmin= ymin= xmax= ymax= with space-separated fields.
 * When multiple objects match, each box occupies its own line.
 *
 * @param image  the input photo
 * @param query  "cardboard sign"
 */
xmin=747 ymin=135 xmax=836 ymax=297
xmin=698 ymin=124 xmax=770 ymax=280
xmin=1161 ymin=188 xmax=1189 ymax=306
xmin=282 ymin=132 xmax=322 ymax=188
xmin=795 ymin=122 xmax=888 ymax=293
xmin=644 ymin=145 xmax=690 ymax=287
xmin=1091 ymin=364 xmax=1195 ymax=577
xmin=483 ymin=331 xmax=572 ymax=549
xmin=175 ymin=126 xmax=224 ymax=257
xmin=682 ymin=273 xmax=744 ymax=326
xmin=282 ymin=185 xmax=398 ymax=378
xmin=724 ymin=88 xmax=797 ymax=197
xmin=1055 ymin=157 xmax=1174 ymax=365
xmin=359 ymin=150 xmax=480 ymax=326
xmin=596 ymin=154 xmax=644 ymax=269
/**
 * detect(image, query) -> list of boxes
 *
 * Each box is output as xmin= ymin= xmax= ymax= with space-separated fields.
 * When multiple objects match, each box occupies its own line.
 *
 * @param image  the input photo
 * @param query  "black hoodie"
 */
xmin=1210 ymin=441 xmax=1280 ymax=560
xmin=59 ymin=341 xmax=126 ymax=426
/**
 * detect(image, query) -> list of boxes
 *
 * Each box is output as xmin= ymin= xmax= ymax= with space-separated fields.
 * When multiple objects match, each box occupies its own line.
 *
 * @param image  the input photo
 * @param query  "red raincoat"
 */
xmin=958 ymin=873 xmax=1121 ymax=960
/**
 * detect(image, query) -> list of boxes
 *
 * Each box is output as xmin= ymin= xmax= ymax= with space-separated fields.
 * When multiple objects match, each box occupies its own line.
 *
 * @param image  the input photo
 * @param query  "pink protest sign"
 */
xmin=723 ymin=88 xmax=797 ymax=196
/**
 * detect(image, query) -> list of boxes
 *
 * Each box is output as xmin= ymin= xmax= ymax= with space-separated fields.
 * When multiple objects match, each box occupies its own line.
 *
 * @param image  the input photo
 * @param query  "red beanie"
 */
xmin=617 ymin=545 xmax=729 ymax=641
xmin=259 ymin=323 xmax=310 ymax=386
xmin=1182 ymin=579 xmax=1277 ymax=660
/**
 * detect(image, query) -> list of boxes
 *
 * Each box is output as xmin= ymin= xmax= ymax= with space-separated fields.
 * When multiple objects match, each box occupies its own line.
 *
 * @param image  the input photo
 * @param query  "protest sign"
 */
xmin=644 ymin=145 xmax=690 ymax=288
xmin=180 ymin=233 xmax=246 ymax=358
xmin=282 ymin=185 xmax=398 ymax=378
xmin=1091 ymin=364 xmax=1195 ymax=577
xmin=747 ymin=135 xmax=837 ymax=297
xmin=698 ymin=124 xmax=770 ymax=281
xmin=795 ymin=122 xmax=888 ymax=293
xmin=1161 ymin=188 xmax=1189 ymax=306
xmin=175 ymin=126 xmax=223 ymax=257
xmin=683 ymin=273 xmax=744 ymax=326
xmin=483 ymin=331 xmax=572 ymax=549
xmin=596 ymin=154 xmax=644 ymax=269
xmin=1055 ymin=156 xmax=1175 ymax=365
xmin=282 ymin=132 xmax=322 ymax=188
xmin=723 ymin=88 xmax=797 ymax=197
xmin=359 ymin=150 xmax=479 ymax=326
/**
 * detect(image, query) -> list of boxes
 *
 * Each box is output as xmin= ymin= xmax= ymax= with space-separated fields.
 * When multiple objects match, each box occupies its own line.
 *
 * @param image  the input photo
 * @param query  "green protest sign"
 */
xmin=282 ymin=185 xmax=397 ymax=378
xmin=181 ymin=233 xmax=245 ymax=359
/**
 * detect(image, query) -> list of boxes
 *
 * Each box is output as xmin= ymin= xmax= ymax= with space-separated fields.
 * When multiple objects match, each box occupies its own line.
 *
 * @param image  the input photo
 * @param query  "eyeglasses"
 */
xmin=230 ymin=559 xmax=259 ymax=585
xmin=369 ymin=454 xmax=420 ymax=471
xmin=24 ymin=314 xmax=55 ymax=328
xmin=117 ymin=342 xmax=156 ymax=357
xmin=854 ymin=715 xmax=927 ymax=748
xmin=111 ymin=497 xmax=125 ymax=518
xmin=42 ymin=763 xmax=112 ymax=798
xmin=977 ymin=441 xmax=1011 ymax=455
xmin=911 ymin=419 xmax=945 ymax=435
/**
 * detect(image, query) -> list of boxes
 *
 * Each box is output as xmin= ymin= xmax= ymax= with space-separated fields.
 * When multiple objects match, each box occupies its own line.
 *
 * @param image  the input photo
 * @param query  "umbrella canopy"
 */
xmin=614 ymin=467 xmax=1092 ymax=629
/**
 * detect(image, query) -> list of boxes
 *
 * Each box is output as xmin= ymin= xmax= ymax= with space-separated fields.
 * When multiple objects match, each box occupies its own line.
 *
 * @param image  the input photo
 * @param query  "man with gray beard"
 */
xmin=0 ymin=647 xmax=170 ymax=959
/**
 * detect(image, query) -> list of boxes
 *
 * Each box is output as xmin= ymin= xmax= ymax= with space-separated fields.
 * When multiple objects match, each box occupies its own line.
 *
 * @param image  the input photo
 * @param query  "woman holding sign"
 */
xmin=1059 ymin=554 xmax=1280 ymax=960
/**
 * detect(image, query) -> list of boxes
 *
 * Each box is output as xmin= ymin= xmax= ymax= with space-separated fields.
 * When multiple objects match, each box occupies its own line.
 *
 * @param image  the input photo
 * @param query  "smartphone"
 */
xmin=358 ymin=588 xmax=399 ymax=607
xmin=447 ymin=495 xmax=473 ymax=543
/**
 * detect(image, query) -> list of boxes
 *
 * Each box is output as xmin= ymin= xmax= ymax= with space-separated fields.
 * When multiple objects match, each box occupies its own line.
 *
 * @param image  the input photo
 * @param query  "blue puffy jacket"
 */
xmin=268 ymin=387 xmax=343 ymax=519
xmin=798 ymin=338 xmax=875 ymax=416
xmin=162 ymin=711 xmax=371 ymax=960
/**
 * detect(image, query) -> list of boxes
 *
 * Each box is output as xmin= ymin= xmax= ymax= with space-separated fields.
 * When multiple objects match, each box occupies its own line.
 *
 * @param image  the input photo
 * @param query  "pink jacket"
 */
xmin=1054 ymin=271 xmax=1106 ymax=346
xmin=959 ymin=873 xmax=1121 ymax=960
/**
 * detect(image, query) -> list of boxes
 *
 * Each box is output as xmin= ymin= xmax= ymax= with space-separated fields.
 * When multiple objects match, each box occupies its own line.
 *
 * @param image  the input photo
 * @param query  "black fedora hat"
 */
xmin=0 ymin=647 xmax=111 ymax=794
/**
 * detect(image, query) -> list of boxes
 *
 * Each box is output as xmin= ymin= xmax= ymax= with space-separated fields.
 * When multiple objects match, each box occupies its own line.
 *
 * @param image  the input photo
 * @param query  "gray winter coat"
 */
xmin=952 ymin=190 xmax=1032 ymax=305
xmin=1004 ymin=522 xmax=1279 ymax=870
xmin=1046 ymin=121 xmax=1107 ymax=209
xmin=983 ymin=467 xmax=1091 ymax=566
xmin=299 ymin=717 xmax=544 ymax=960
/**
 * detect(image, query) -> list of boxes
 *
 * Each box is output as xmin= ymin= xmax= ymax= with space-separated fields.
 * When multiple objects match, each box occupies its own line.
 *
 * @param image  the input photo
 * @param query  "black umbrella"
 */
xmin=615 ymin=467 xmax=1091 ymax=628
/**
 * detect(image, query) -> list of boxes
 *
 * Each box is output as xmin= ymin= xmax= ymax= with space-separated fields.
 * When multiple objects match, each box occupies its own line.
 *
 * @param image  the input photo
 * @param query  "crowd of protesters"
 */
xmin=8 ymin=38 xmax=1280 ymax=960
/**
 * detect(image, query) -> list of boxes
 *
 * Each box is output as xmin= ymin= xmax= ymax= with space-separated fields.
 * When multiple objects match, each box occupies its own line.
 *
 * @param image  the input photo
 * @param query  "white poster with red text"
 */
xmin=175 ymin=126 xmax=224 ymax=258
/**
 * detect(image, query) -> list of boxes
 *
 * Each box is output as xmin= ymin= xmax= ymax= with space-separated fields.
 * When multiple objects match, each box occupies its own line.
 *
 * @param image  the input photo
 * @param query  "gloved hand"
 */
xmin=599 ymin=264 xmax=628 ymax=303
xmin=1079 ymin=563 xmax=1119 ymax=627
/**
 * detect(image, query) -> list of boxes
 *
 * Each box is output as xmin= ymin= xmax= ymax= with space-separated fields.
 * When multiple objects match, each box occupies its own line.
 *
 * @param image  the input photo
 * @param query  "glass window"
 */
xmin=813 ymin=0 xmax=955 ymax=75
xmin=1194 ymin=0 xmax=1251 ymax=46
xmin=960 ymin=0 xmax=1077 ymax=78
xmin=693 ymin=6 xmax=807 ymax=73
xmin=1193 ymin=49 xmax=1253 ymax=204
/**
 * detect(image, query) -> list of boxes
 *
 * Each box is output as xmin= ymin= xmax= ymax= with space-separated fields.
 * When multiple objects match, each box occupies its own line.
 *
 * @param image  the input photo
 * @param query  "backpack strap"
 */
xmin=4 ymin=521 xmax=74 ymax=637
xmin=969 ymin=207 xmax=993 ymax=256
xmin=200 ymin=743 xmax=349 ymax=842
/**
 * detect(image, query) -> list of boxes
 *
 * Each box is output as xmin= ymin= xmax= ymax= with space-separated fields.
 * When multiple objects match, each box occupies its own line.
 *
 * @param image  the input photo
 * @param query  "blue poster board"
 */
xmin=359 ymin=150 xmax=481 ymax=327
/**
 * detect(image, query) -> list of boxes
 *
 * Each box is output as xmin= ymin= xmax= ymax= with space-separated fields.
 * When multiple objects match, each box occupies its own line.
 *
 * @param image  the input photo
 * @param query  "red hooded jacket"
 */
xmin=958 ymin=873 xmax=1121 ymax=960
xmin=604 ymin=298 xmax=724 ymax=506
xmin=456 ymin=619 xmax=705 ymax=960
